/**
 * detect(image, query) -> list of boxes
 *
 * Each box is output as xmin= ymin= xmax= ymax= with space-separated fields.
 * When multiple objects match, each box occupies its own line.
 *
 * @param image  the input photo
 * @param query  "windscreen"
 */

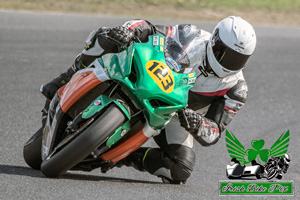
xmin=165 ymin=29 xmax=206 ymax=74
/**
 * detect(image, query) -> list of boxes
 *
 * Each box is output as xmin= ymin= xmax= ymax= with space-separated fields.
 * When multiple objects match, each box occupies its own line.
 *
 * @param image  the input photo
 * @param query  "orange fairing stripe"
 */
xmin=57 ymin=85 xmax=66 ymax=98
xmin=101 ymin=126 xmax=149 ymax=162
xmin=59 ymin=71 xmax=101 ymax=113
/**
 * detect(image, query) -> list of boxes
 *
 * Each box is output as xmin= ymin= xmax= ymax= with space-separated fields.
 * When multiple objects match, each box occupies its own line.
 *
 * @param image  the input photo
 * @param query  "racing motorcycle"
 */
xmin=262 ymin=158 xmax=288 ymax=180
xmin=23 ymin=34 xmax=197 ymax=178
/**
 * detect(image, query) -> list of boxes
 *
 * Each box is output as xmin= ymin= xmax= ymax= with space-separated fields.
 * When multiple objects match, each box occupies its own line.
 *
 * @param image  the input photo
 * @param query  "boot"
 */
xmin=40 ymin=66 xmax=76 ymax=100
xmin=121 ymin=147 xmax=150 ymax=171
xmin=101 ymin=148 xmax=150 ymax=173
xmin=40 ymin=54 xmax=82 ymax=100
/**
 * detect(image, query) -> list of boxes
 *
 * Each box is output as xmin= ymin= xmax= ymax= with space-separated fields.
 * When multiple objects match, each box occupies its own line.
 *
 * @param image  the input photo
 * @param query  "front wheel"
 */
xmin=41 ymin=104 xmax=126 ymax=178
xmin=266 ymin=168 xmax=278 ymax=180
xmin=23 ymin=127 xmax=43 ymax=170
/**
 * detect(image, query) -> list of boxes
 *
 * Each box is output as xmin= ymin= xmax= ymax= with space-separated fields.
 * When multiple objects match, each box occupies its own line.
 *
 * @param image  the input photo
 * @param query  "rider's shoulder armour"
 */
xmin=226 ymin=80 xmax=248 ymax=103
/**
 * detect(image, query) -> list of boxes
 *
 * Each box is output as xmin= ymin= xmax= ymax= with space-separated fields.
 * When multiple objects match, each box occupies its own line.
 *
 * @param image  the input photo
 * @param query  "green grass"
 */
xmin=1 ymin=0 xmax=299 ymax=12
xmin=1 ymin=0 xmax=300 ymax=26
xmin=136 ymin=0 xmax=300 ymax=12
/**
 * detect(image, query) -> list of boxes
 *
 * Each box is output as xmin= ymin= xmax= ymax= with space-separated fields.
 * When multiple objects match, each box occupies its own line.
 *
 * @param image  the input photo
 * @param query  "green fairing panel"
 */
xmin=106 ymin=121 xmax=131 ymax=147
xmin=82 ymin=95 xmax=130 ymax=119
xmin=99 ymin=34 xmax=195 ymax=129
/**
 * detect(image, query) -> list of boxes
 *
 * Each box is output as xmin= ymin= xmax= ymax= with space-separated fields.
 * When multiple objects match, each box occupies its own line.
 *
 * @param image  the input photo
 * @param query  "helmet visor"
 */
xmin=212 ymin=29 xmax=251 ymax=71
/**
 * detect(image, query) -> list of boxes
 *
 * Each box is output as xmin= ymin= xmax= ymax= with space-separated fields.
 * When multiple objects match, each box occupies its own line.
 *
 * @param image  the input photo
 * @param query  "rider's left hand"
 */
xmin=108 ymin=26 xmax=135 ymax=48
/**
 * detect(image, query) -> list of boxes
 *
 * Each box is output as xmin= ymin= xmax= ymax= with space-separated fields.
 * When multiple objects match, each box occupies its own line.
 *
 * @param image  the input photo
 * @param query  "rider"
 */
xmin=40 ymin=16 xmax=256 ymax=184
xmin=264 ymin=154 xmax=291 ymax=179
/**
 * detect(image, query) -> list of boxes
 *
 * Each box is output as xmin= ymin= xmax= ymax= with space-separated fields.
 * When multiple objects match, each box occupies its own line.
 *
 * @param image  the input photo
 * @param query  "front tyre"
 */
xmin=23 ymin=127 xmax=43 ymax=170
xmin=41 ymin=104 xmax=126 ymax=178
xmin=266 ymin=168 xmax=278 ymax=180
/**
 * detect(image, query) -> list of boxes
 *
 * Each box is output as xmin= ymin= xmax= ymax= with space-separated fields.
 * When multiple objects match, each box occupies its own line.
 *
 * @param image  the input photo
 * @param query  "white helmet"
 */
xmin=207 ymin=16 xmax=257 ymax=78
xmin=284 ymin=153 xmax=291 ymax=164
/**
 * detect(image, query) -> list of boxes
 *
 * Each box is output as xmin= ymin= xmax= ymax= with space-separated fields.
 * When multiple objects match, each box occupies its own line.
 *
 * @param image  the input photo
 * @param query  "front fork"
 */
xmin=41 ymin=99 xmax=50 ymax=128
xmin=41 ymin=93 xmax=132 ymax=161
xmin=41 ymin=93 xmax=62 ymax=160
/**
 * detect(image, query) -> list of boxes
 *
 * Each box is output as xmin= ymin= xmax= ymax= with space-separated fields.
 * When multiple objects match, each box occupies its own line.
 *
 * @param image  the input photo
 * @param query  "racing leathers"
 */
xmin=42 ymin=20 xmax=248 ymax=184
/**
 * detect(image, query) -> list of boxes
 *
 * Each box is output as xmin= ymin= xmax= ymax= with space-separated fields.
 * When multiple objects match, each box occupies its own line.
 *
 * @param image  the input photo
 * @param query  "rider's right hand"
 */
xmin=178 ymin=108 xmax=201 ymax=133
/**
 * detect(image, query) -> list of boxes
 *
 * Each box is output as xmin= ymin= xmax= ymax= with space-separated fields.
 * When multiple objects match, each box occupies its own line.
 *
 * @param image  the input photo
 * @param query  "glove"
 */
xmin=108 ymin=26 xmax=135 ymax=49
xmin=179 ymin=108 xmax=221 ymax=146
xmin=178 ymin=108 xmax=201 ymax=133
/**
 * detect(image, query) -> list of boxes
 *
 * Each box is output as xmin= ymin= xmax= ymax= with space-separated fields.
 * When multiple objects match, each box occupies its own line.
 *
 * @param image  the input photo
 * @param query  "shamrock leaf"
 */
xmin=246 ymin=149 xmax=258 ymax=162
xmin=251 ymin=140 xmax=265 ymax=151
xmin=258 ymin=149 xmax=271 ymax=163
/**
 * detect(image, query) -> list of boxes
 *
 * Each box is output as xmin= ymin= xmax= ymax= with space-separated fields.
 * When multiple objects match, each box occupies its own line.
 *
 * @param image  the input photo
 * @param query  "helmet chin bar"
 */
xmin=207 ymin=41 xmax=240 ymax=78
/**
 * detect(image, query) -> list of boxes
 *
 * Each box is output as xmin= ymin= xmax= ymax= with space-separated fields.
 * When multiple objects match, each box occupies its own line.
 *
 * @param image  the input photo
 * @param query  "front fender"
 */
xmin=82 ymin=95 xmax=131 ymax=120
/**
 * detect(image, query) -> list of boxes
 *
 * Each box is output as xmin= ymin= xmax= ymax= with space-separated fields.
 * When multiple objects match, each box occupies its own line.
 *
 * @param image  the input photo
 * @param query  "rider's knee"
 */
xmin=168 ymin=145 xmax=196 ymax=181
xmin=143 ymin=145 xmax=196 ymax=182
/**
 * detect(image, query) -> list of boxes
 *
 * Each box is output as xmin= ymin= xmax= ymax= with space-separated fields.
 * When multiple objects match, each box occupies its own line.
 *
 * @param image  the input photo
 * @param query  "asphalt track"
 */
xmin=0 ymin=11 xmax=299 ymax=200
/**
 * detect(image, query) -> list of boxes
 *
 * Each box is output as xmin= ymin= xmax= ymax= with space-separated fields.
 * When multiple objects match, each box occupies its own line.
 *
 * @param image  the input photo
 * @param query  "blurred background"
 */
xmin=0 ymin=0 xmax=300 ymax=26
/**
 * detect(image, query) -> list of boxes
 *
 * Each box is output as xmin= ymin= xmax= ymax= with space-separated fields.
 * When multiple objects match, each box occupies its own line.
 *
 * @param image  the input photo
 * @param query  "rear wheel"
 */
xmin=41 ymin=104 xmax=126 ymax=178
xmin=23 ymin=127 xmax=43 ymax=170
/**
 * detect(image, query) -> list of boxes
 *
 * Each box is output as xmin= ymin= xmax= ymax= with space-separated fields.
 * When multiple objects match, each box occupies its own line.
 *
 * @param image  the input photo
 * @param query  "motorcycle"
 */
xmin=23 ymin=34 xmax=196 ymax=178
xmin=263 ymin=160 xmax=285 ymax=180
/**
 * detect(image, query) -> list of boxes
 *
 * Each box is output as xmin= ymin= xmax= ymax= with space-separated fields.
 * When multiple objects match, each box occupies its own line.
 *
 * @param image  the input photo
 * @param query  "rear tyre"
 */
xmin=41 ymin=104 xmax=126 ymax=178
xmin=23 ymin=127 xmax=43 ymax=170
